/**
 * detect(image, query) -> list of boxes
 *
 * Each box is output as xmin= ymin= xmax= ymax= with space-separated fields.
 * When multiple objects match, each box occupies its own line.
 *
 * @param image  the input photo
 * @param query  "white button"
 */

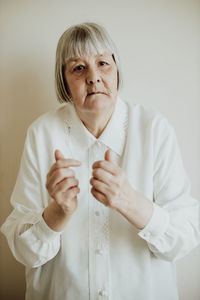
xmin=96 ymin=248 xmax=104 ymax=255
xmin=98 ymin=289 xmax=108 ymax=297
xmin=95 ymin=211 xmax=100 ymax=216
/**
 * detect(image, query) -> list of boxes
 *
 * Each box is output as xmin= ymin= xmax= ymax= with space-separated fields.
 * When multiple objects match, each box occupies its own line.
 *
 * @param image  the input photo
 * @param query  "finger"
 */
xmin=92 ymin=160 xmax=118 ymax=175
xmin=55 ymin=186 xmax=80 ymax=202
xmin=91 ymin=187 xmax=107 ymax=205
xmin=90 ymin=178 xmax=109 ymax=195
xmin=48 ymin=158 xmax=81 ymax=176
xmin=92 ymin=167 xmax=114 ymax=184
xmin=47 ymin=165 xmax=75 ymax=182
xmin=53 ymin=177 xmax=79 ymax=194
xmin=47 ymin=168 xmax=78 ymax=191
xmin=65 ymin=186 xmax=80 ymax=199
xmin=104 ymin=149 xmax=115 ymax=163
xmin=55 ymin=149 xmax=64 ymax=161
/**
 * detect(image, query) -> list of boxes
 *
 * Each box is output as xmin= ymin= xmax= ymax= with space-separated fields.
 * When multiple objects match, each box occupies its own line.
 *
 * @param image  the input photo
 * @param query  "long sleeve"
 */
xmin=1 ymin=126 xmax=61 ymax=268
xmin=138 ymin=116 xmax=200 ymax=261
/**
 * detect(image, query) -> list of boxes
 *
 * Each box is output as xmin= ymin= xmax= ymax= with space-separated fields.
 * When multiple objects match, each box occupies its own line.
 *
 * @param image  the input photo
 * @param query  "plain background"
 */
xmin=0 ymin=0 xmax=200 ymax=299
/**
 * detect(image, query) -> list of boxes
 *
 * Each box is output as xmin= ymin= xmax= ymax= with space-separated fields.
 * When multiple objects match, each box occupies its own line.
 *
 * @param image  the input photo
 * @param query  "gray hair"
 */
xmin=55 ymin=22 xmax=122 ymax=103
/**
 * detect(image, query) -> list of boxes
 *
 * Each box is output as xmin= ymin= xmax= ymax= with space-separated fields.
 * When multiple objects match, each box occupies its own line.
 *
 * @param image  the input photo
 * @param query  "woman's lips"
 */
xmin=87 ymin=92 xmax=106 ymax=96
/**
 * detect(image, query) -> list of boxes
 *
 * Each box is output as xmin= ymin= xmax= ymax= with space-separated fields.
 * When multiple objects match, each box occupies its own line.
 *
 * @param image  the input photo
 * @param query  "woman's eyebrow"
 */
xmin=96 ymin=53 xmax=108 ymax=58
xmin=67 ymin=53 xmax=109 ymax=66
xmin=67 ymin=58 xmax=81 ymax=63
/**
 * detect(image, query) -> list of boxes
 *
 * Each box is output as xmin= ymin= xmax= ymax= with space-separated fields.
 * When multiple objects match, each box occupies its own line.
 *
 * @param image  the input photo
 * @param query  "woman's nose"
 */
xmin=86 ymin=68 xmax=100 ymax=85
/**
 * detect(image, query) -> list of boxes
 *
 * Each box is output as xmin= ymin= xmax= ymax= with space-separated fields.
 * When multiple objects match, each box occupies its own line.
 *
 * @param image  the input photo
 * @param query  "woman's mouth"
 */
xmin=87 ymin=92 xmax=105 ymax=96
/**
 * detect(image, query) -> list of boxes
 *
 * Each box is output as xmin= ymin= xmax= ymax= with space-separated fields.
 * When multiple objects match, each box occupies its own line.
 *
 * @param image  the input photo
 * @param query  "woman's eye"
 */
xmin=99 ymin=61 xmax=108 ymax=66
xmin=74 ymin=65 xmax=85 ymax=72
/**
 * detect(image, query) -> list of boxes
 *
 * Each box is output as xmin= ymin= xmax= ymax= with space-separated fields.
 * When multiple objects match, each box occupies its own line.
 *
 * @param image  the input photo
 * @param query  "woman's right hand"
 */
xmin=46 ymin=149 xmax=81 ymax=215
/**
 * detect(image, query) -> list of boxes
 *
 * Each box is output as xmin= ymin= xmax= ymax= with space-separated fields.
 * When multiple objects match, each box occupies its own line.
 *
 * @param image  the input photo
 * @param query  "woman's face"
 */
xmin=64 ymin=51 xmax=118 ymax=115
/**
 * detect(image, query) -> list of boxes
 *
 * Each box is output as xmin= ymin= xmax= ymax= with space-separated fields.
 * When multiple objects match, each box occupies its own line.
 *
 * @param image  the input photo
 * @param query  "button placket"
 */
xmin=89 ymin=142 xmax=110 ymax=299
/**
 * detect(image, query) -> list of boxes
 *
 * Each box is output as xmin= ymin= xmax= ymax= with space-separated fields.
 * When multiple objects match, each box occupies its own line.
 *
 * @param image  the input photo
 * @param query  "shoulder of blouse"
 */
xmin=26 ymin=103 xmax=73 ymax=135
xmin=126 ymin=101 xmax=172 ymax=134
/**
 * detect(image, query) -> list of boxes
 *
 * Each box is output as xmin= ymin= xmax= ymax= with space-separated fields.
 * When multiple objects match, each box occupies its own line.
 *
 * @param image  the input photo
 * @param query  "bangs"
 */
xmin=64 ymin=27 xmax=114 ymax=63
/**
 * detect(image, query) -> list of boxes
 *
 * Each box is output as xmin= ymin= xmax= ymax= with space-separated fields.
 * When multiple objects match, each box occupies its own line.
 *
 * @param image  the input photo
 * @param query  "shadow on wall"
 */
xmin=0 ymin=58 xmax=56 ymax=299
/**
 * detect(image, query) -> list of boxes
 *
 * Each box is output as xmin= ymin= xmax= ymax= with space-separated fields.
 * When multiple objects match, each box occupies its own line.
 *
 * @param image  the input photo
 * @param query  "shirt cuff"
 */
xmin=19 ymin=213 xmax=62 ymax=243
xmin=33 ymin=214 xmax=62 ymax=242
xmin=138 ymin=203 xmax=170 ymax=241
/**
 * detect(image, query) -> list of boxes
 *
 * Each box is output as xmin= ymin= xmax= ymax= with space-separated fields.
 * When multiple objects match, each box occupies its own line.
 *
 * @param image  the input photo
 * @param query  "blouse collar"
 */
xmin=63 ymin=96 xmax=128 ymax=156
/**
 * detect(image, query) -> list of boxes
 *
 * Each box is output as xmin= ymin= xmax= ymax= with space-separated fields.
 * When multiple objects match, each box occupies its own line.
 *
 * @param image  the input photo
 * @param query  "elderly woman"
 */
xmin=1 ymin=22 xmax=200 ymax=300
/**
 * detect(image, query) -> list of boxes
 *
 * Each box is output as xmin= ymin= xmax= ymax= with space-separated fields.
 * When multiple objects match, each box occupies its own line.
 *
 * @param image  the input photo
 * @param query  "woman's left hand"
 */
xmin=90 ymin=149 xmax=153 ymax=230
xmin=90 ymin=149 xmax=135 ymax=213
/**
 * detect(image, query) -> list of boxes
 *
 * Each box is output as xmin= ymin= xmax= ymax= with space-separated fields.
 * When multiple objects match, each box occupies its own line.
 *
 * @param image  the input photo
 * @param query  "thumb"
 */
xmin=104 ymin=149 xmax=114 ymax=162
xmin=55 ymin=149 xmax=64 ymax=161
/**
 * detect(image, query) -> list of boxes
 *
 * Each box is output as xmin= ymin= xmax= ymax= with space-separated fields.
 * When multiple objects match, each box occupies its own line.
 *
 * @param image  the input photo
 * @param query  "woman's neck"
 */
xmin=75 ymin=106 xmax=114 ymax=138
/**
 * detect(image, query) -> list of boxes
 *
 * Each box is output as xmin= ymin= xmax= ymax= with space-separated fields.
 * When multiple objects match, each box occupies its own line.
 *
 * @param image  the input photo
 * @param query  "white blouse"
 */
xmin=1 ymin=97 xmax=200 ymax=300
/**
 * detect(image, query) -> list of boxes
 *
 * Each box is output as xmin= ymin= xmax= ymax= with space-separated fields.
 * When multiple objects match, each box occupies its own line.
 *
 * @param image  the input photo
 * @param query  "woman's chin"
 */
xmin=86 ymin=95 xmax=115 ymax=112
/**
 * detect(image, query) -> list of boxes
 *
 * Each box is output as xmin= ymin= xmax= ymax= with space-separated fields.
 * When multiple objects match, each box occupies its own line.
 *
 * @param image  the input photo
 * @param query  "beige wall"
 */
xmin=0 ymin=0 xmax=200 ymax=299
